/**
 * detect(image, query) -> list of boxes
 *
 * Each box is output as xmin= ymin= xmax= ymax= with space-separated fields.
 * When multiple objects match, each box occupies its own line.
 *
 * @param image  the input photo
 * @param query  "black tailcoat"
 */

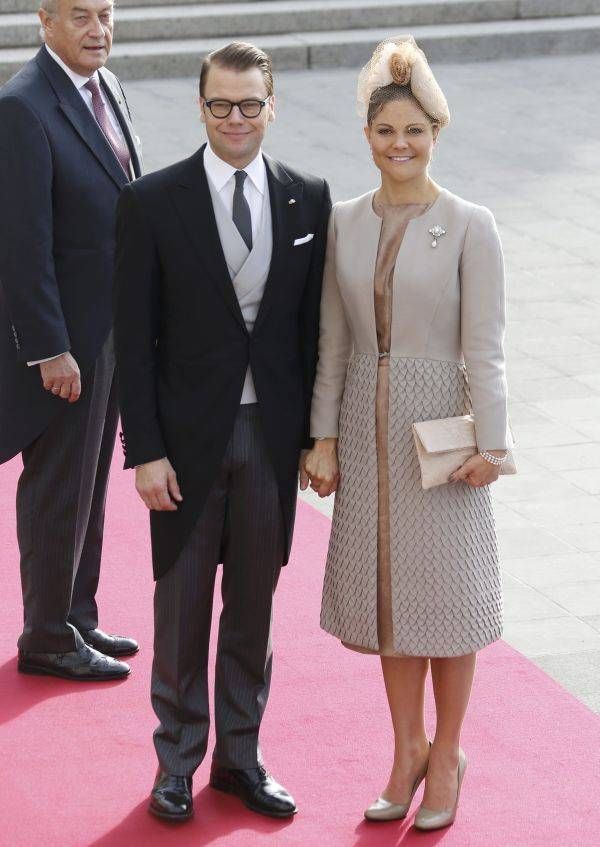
xmin=114 ymin=145 xmax=331 ymax=578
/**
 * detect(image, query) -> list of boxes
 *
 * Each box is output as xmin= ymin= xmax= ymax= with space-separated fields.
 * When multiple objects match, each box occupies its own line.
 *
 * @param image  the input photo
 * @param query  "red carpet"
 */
xmin=1 ymin=449 xmax=600 ymax=846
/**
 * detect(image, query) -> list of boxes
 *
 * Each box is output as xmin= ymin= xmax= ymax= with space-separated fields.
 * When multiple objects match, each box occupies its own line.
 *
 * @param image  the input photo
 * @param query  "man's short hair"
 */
xmin=40 ymin=0 xmax=114 ymax=16
xmin=199 ymin=42 xmax=274 ymax=98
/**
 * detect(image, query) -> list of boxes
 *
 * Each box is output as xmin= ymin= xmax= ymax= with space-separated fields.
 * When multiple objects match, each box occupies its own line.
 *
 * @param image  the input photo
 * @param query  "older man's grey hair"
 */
xmin=39 ymin=0 xmax=59 ymax=42
xmin=40 ymin=0 xmax=115 ymax=11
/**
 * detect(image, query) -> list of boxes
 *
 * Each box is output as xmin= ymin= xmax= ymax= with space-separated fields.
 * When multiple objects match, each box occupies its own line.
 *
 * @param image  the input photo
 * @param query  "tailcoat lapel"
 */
xmin=36 ymin=46 xmax=128 ymax=189
xmin=98 ymin=68 xmax=143 ymax=178
xmin=254 ymin=155 xmax=303 ymax=333
xmin=169 ymin=145 xmax=247 ymax=331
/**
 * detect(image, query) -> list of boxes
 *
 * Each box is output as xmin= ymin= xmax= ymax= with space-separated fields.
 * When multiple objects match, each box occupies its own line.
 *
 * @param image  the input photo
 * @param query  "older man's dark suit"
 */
xmin=0 ymin=46 xmax=142 ymax=653
xmin=115 ymin=145 xmax=330 ymax=773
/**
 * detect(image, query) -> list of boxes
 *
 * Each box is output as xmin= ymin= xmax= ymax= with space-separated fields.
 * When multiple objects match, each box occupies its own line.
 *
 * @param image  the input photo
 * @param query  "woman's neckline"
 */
xmin=370 ymin=187 xmax=446 ymax=221
xmin=375 ymin=201 xmax=430 ymax=208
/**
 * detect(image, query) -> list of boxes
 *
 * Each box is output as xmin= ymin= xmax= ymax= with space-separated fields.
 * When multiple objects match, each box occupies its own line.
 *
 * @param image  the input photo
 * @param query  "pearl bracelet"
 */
xmin=479 ymin=450 xmax=507 ymax=467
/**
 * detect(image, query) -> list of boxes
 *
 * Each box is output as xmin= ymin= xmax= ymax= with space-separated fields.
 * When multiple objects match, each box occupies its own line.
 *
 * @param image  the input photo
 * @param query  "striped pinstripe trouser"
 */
xmin=151 ymin=404 xmax=285 ymax=775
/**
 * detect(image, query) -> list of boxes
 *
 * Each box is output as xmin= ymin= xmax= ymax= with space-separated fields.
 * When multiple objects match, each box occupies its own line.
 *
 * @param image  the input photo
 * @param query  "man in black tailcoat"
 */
xmin=114 ymin=42 xmax=330 ymax=823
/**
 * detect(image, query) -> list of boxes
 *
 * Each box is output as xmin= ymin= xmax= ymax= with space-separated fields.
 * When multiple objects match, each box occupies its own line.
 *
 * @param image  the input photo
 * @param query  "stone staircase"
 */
xmin=1 ymin=0 xmax=600 ymax=83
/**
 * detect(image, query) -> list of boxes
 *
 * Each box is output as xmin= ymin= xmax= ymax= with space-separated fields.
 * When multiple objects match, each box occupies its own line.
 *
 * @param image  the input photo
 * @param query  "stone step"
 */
xmin=0 ymin=0 xmax=525 ymax=48
xmin=3 ymin=0 xmax=245 ymax=10
xmin=1 ymin=14 xmax=599 ymax=83
xmin=4 ymin=0 xmax=600 ymax=11
xmin=3 ymin=0 xmax=600 ymax=48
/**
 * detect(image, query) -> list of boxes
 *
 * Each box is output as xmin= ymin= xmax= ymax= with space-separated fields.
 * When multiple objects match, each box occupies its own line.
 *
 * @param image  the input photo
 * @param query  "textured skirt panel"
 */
xmin=320 ymin=353 xmax=380 ymax=650
xmin=320 ymin=355 xmax=503 ymax=657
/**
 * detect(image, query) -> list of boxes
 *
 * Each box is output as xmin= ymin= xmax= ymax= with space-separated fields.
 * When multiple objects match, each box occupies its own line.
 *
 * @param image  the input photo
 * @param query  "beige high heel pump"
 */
xmin=413 ymin=747 xmax=467 ymax=831
xmin=364 ymin=744 xmax=431 ymax=822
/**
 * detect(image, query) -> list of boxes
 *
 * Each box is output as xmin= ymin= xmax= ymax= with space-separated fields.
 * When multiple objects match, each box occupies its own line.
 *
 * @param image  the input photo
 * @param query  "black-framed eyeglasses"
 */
xmin=204 ymin=99 xmax=268 ymax=119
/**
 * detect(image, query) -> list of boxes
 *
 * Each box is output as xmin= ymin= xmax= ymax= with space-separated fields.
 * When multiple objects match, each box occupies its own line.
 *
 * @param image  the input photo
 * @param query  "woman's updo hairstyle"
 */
xmin=367 ymin=84 xmax=430 ymax=127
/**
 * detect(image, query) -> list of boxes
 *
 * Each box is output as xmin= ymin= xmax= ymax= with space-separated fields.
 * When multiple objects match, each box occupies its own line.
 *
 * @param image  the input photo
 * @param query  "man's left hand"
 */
xmin=40 ymin=351 xmax=81 ymax=403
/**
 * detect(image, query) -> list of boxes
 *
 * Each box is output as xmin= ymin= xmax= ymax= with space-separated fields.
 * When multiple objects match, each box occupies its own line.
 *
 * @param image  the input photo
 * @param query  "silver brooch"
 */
xmin=428 ymin=225 xmax=446 ymax=248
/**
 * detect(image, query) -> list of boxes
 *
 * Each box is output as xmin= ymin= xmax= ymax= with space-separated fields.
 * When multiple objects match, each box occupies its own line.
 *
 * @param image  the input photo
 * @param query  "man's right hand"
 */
xmin=135 ymin=458 xmax=183 ymax=511
xmin=303 ymin=438 xmax=340 ymax=498
xmin=40 ymin=352 xmax=81 ymax=403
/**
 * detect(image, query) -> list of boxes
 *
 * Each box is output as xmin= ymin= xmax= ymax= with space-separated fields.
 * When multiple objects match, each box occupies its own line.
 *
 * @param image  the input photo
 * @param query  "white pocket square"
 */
xmin=293 ymin=233 xmax=314 ymax=246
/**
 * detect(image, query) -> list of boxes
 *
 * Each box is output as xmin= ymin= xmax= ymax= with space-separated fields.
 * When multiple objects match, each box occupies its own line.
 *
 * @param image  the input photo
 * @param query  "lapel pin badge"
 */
xmin=288 ymin=198 xmax=296 ymax=205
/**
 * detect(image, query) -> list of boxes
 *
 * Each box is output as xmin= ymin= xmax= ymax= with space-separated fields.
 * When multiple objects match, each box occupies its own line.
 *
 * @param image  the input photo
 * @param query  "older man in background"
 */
xmin=0 ymin=0 xmax=141 ymax=680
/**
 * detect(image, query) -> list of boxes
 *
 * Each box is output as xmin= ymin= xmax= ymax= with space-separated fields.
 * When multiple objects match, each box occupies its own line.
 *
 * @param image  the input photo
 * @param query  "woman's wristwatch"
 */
xmin=479 ymin=450 xmax=508 ymax=467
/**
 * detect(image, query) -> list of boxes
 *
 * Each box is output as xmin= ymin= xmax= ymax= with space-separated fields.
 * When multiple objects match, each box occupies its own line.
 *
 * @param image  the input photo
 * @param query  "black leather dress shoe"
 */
xmin=149 ymin=771 xmax=193 ymax=822
xmin=18 ymin=643 xmax=130 ymax=681
xmin=78 ymin=628 xmax=139 ymax=657
xmin=210 ymin=763 xmax=297 ymax=818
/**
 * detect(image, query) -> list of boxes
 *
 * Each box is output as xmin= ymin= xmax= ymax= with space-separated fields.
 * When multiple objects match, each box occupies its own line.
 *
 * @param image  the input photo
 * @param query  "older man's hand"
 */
xmin=40 ymin=352 xmax=81 ymax=403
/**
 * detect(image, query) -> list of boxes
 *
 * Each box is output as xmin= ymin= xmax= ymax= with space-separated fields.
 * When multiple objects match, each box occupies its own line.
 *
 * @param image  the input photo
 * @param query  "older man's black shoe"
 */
xmin=209 ymin=763 xmax=297 ymax=818
xmin=149 ymin=771 xmax=193 ymax=822
xmin=78 ymin=627 xmax=139 ymax=657
xmin=18 ymin=643 xmax=130 ymax=681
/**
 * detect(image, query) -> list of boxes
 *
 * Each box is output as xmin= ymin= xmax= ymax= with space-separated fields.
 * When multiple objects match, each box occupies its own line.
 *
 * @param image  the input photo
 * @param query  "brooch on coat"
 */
xmin=428 ymin=225 xmax=446 ymax=248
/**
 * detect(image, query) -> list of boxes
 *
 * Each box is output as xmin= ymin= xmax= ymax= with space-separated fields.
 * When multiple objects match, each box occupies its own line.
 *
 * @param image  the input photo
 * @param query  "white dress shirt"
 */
xmin=28 ymin=47 xmax=128 ymax=366
xmin=203 ymin=143 xmax=266 ymax=241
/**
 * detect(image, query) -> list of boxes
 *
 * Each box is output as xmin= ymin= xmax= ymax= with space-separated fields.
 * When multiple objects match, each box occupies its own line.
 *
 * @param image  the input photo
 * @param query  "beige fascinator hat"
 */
xmin=357 ymin=36 xmax=450 ymax=127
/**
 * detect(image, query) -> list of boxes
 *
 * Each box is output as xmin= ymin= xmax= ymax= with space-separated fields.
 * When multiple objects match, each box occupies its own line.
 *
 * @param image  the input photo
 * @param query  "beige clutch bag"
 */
xmin=412 ymin=414 xmax=517 ymax=490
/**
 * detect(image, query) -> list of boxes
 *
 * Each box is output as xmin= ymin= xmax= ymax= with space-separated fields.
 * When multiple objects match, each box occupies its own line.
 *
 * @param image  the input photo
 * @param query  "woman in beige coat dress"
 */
xmin=304 ymin=38 xmax=511 ymax=831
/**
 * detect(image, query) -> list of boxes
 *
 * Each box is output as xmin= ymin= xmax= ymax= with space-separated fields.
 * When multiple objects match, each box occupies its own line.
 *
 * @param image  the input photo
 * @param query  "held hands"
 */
xmin=40 ymin=352 xmax=81 ymax=403
xmin=301 ymin=438 xmax=340 ymax=498
xmin=299 ymin=449 xmax=311 ymax=492
xmin=449 ymin=451 xmax=505 ymax=488
xmin=135 ymin=457 xmax=183 ymax=511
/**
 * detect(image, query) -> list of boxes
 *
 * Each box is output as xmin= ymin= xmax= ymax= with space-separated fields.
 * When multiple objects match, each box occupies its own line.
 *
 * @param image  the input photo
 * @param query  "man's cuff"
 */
xmin=27 ymin=352 xmax=67 ymax=366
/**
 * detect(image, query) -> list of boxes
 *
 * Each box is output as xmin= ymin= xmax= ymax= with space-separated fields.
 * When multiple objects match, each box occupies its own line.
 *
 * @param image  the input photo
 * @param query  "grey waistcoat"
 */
xmin=207 ymin=178 xmax=273 ymax=404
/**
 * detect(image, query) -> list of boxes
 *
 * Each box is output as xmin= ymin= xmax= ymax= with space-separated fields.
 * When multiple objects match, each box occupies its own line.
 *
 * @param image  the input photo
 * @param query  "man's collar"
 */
xmin=44 ymin=44 xmax=99 ymax=91
xmin=204 ymin=143 xmax=266 ymax=195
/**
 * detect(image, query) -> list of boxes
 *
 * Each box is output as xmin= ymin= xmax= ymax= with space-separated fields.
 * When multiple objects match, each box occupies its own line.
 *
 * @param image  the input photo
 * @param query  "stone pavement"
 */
xmin=124 ymin=52 xmax=600 ymax=713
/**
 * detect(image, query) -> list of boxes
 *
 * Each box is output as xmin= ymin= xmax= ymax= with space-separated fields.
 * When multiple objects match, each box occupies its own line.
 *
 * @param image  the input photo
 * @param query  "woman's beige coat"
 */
xmin=311 ymin=188 xmax=509 ymax=449
xmin=310 ymin=188 xmax=509 ymax=656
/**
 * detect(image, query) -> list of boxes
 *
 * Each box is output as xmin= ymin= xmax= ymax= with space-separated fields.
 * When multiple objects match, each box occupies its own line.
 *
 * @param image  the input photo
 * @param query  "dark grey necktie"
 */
xmin=232 ymin=170 xmax=253 ymax=251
